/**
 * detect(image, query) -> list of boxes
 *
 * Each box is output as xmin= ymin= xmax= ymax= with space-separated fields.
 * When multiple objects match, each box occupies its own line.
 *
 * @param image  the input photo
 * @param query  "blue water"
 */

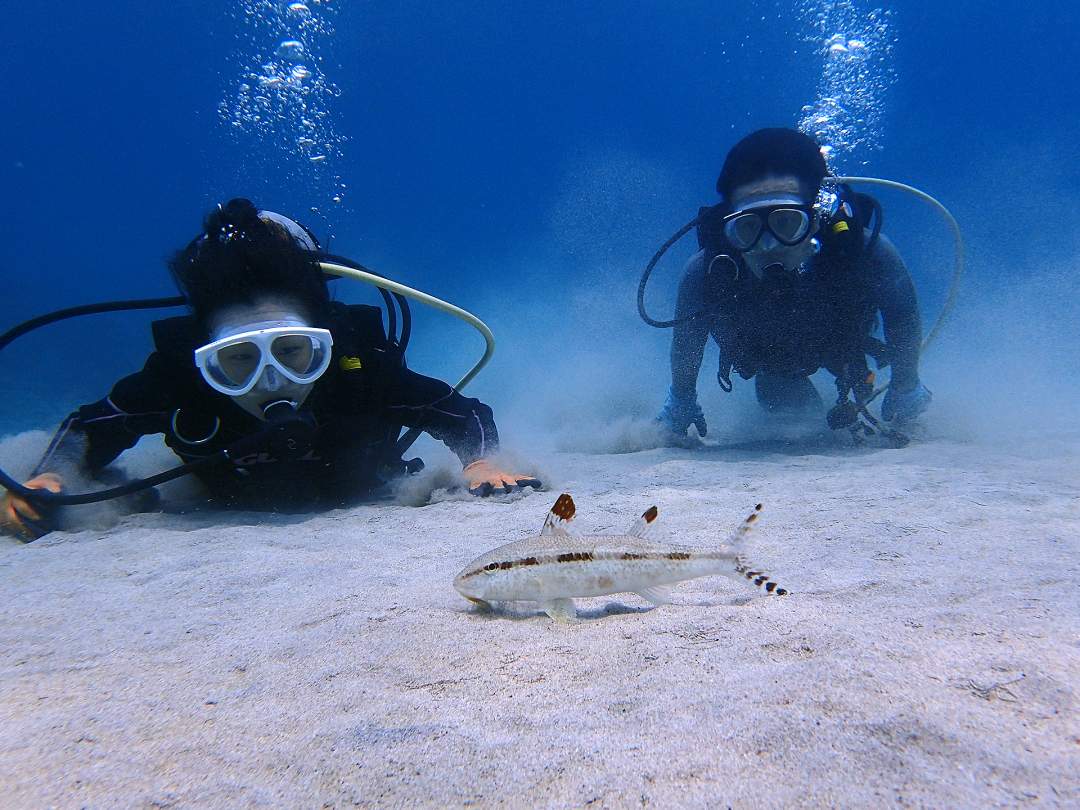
xmin=1 ymin=0 xmax=1078 ymax=438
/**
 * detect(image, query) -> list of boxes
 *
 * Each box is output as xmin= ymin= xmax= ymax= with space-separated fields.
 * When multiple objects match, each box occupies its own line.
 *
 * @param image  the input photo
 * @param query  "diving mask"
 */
xmin=194 ymin=324 xmax=333 ymax=396
xmin=722 ymin=201 xmax=816 ymax=251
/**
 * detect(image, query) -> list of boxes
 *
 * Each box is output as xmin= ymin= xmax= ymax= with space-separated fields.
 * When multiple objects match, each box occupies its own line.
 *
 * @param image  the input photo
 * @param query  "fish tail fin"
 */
xmin=723 ymin=503 xmax=789 ymax=596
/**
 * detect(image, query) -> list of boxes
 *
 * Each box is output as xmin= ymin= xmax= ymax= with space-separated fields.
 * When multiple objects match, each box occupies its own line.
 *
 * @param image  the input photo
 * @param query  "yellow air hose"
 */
xmin=318 ymin=261 xmax=496 ymax=391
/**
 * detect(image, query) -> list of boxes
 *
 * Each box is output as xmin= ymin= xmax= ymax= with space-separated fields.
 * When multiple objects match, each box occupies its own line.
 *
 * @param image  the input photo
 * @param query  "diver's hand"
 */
xmin=882 ymin=383 xmax=932 ymax=423
xmin=656 ymin=385 xmax=707 ymax=437
xmin=463 ymin=459 xmax=542 ymax=497
xmin=1 ymin=473 xmax=63 ymax=542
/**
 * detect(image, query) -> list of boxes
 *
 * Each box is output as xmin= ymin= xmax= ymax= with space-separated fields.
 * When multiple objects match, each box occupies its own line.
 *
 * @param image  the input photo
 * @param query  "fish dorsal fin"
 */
xmin=628 ymin=505 xmax=660 ymax=540
xmin=541 ymin=493 xmax=577 ymax=536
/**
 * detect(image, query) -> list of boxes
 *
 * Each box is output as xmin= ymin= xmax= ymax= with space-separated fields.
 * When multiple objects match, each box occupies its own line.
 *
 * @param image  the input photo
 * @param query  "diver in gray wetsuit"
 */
xmin=656 ymin=128 xmax=932 ymax=438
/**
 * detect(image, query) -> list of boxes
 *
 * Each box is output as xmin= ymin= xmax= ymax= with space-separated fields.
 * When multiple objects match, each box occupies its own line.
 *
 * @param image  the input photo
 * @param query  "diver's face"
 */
xmin=729 ymin=174 xmax=819 ymax=280
xmin=207 ymin=297 xmax=317 ymax=420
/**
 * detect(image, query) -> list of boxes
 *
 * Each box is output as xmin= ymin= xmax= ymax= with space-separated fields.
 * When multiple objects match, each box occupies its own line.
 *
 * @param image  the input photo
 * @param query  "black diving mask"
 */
xmin=722 ymin=202 xmax=816 ymax=251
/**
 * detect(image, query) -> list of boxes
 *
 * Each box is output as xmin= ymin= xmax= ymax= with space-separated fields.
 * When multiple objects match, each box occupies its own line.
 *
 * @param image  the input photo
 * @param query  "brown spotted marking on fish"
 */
xmin=556 ymin=551 xmax=593 ymax=563
xmin=667 ymin=552 xmax=692 ymax=560
xmin=551 ymin=493 xmax=576 ymax=522
xmin=642 ymin=505 xmax=659 ymax=523
xmin=621 ymin=552 xmax=646 ymax=561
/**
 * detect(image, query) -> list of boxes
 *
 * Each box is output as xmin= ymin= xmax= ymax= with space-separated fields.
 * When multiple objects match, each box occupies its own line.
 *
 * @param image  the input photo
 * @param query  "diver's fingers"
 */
xmin=2 ymin=499 xmax=43 ymax=541
xmin=470 ymin=481 xmax=495 ymax=498
xmin=515 ymin=477 xmax=543 ymax=491
xmin=12 ymin=498 xmax=43 ymax=524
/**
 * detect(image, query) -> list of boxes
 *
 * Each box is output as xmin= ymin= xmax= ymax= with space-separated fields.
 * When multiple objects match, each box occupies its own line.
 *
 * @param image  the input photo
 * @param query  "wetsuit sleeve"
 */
xmin=382 ymin=368 xmax=499 ymax=465
xmin=866 ymin=234 xmax=923 ymax=392
xmin=670 ymin=252 xmax=712 ymax=397
xmin=34 ymin=353 xmax=177 ymax=475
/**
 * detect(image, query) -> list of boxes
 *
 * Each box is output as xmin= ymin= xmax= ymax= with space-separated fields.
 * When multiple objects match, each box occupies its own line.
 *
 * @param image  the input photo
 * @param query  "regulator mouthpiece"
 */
xmin=262 ymin=399 xmax=299 ymax=422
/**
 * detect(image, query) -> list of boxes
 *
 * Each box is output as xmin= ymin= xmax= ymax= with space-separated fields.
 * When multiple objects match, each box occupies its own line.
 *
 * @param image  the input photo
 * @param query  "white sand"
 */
xmin=1 ymin=431 xmax=1078 ymax=807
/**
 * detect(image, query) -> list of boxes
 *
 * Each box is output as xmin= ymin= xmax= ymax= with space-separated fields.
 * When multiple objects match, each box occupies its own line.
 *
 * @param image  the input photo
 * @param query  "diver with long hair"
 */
xmin=1 ymin=199 xmax=540 ymax=540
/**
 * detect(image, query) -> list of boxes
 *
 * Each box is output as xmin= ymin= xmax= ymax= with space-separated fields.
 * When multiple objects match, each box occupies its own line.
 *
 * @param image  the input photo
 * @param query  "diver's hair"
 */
xmin=169 ymin=198 xmax=331 ymax=334
xmin=716 ymin=128 xmax=828 ymax=202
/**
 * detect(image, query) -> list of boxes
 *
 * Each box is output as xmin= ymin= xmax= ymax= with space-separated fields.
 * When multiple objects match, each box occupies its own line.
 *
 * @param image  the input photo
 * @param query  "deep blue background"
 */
xmin=2 ymin=0 xmax=1077 ymax=434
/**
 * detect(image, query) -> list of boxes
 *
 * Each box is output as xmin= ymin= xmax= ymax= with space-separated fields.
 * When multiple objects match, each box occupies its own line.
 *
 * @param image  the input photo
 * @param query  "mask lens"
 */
xmin=271 ymin=333 xmax=319 ymax=375
xmin=768 ymin=208 xmax=810 ymax=244
xmin=724 ymin=212 xmax=764 ymax=250
xmin=209 ymin=341 xmax=262 ymax=389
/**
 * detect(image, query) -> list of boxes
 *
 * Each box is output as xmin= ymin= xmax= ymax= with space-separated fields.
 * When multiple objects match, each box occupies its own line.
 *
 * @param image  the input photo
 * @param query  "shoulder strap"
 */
xmin=818 ymin=185 xmax=884 ymax=262
xmin=328 ymin=302 xmax=404 ymax=367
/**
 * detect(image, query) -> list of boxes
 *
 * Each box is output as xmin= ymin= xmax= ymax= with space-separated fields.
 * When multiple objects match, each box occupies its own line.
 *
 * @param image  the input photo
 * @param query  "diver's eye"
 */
xmin=271 ymin=334 xmax=316 ymax=373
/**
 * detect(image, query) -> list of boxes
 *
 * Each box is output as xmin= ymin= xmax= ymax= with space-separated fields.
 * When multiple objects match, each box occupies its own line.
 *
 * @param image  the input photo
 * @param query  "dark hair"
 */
xmin=169 ymin=198 xmax=331 ymax=333
xmin=716 ymin=128 xmax=829 ymax=201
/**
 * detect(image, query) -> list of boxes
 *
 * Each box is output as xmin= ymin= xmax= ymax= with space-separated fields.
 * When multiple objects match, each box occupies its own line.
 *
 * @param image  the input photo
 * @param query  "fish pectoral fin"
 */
xmin=540 ymin=597 xmax=577 ymax=622
xmin=635 ymin=585 xmax=674 ymax=606
xmin=540 ymin=493 xmax=578 ymax=537
xmin=463 ymin=595 xmax=493 ymax=611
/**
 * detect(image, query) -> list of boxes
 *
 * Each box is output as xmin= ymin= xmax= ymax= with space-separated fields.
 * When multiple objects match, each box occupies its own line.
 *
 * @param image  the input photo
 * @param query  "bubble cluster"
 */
xmin=796 ymin=1 xmax=897 ymax=170
xmin=219 ymin=0 xmax=347 ymax=212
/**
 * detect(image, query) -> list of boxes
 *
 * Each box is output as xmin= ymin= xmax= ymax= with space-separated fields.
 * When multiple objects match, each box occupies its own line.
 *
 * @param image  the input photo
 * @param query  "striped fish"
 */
xmin=454 ymin=493 xmax=788 ymax=621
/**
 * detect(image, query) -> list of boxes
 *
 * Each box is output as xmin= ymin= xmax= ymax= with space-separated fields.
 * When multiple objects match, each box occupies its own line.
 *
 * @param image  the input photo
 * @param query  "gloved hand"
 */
xmin=1 ymin=473 xmax=63 ymax=542
xmin=656 ymin=385 xmax=707 ymax=437
xmin=882 ymin=383 xmax=932 ymax=423
xmin=463 ymin=459 xmax=543 ymax=497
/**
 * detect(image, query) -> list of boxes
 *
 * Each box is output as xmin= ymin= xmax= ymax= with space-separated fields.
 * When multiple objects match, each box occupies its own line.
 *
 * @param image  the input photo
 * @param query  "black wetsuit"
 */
xmin=671 ymin=233 xmax=923 ymax=409
xmin=36 ymin=303 xmax=498 ymax=508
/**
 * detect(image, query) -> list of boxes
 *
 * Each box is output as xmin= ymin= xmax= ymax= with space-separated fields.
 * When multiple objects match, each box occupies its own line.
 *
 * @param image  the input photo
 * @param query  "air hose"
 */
xmin=318 ymin=261 xmax=495 ymax=390
xmin=832 ymin=176 xmax=964 ymax=353
xmin=0 ymin=262 xmax=495 ymax=507
xmin=317 ymin=260 xmax=496 ymax=457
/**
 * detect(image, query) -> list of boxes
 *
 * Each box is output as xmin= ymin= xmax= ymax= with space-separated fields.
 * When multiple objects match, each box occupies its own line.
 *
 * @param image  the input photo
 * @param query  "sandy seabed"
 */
xmin=1 ymin=431 xmax=1077 ymax=808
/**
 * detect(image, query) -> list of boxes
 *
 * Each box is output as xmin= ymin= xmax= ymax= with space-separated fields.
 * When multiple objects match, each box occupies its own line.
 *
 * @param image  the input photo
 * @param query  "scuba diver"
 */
xmin=650 ymin=127 xmax=933 ymax=440
xmin=1 ymin=199 xmax=540 ymax=541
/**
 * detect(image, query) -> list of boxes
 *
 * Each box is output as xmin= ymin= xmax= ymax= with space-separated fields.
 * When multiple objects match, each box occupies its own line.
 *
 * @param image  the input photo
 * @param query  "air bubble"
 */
xmin=276 ymin=40 xmax=304 ymax=60
xmin=797 ymin=0 xmax=897 ymax=169
xmin=221 ymin=0 xmax=349 ymax=217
